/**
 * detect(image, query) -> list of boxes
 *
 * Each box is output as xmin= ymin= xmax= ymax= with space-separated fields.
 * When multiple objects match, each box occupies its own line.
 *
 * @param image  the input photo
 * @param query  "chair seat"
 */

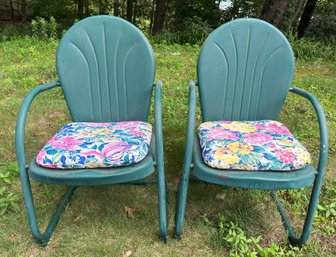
xmin=192 ymin=137 xmax=316 ymax=190
xmin=36 ymin=121 xmax=152 ymax=169
xmin=29 ymin=153 xmax=155 ymax=186
xmin=198 ymin=120 xmax=311 ymax=171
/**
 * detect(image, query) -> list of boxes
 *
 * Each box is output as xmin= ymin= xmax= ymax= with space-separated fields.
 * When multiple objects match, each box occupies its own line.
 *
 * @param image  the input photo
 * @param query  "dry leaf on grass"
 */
xmin=215 ymin=193 xmax=226 ymax=200
xmin=124 ymin=206 xmax=137 ymax=218
xmin=122 ymin=250 xmax=133 ymax=257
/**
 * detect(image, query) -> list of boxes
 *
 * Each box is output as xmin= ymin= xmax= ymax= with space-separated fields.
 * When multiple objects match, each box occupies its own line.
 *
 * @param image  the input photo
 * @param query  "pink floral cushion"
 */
xmin=36 ymin=121 xmax=152 ymax=169
xmin=198 ymin=120 xmax=311 ymax=171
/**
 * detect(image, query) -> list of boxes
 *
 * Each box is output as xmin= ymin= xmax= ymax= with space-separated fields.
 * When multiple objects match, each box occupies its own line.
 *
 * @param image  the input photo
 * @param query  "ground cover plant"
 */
xmin=0 ymin=32 xmax=335 ymax=256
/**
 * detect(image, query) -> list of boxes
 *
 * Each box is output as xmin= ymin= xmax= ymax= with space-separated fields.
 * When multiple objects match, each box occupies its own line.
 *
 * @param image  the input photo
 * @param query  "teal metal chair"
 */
xmin=16 ymin=15 xmax=167 ymax=245
xmin=175 ymin=18 xmax=328 ymax=246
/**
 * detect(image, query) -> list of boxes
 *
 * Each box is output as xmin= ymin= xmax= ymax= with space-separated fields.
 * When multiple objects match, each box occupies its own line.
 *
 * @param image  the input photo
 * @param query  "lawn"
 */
xmin=0 ymin=37 xmax=335 ymax=256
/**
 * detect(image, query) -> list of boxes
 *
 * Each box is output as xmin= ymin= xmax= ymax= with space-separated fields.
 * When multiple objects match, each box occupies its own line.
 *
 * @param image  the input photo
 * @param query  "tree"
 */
xmin=126 ymin=0 xmax=133 ymax=22
xmin=114 ymin=0 xmax=120 ymax=16
xmin=262 ymin=0 xmax=291 ymax=28
xmin=77 ymin=0 xmax=85 ymax=18
xmin=298 ymin=0 xmax=318 ymax=38
xmin=21 ymin=0 xmax=26 ymax=20
xmin=152 ymin=0 xmax=167 ymax=33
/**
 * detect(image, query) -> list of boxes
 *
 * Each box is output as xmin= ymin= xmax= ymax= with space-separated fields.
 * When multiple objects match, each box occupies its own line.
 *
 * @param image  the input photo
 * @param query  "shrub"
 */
xmin=288 ymin=33 xmax=336 ymax=61
xmin=31 ymin=16 xmax=59 ymax=40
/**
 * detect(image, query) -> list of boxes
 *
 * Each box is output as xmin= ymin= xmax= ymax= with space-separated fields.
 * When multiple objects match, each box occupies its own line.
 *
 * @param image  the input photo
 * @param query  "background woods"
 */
xmin=0 ymin=0 xmax=335 ymax=43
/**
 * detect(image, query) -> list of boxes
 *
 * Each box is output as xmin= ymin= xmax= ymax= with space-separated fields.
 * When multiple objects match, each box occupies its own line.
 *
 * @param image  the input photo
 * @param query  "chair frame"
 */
xmin=175 ymin=81 xmax=328 ymax=246
xmin=16 ymin=80 xmax=167 ymax=246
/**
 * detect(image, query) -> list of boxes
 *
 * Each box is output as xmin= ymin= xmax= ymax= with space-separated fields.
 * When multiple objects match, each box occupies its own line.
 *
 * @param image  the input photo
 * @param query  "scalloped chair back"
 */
xmin=197 ymin=18 xmax=295 ymax=122
xmin=57 ymin=15 xmax=155 ymax=122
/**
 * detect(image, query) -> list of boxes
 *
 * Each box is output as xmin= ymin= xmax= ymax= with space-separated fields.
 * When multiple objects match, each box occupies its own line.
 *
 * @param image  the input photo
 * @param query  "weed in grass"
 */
xmin=201 ymin=214 xmax=302 ymax=257
xmin=0 ymin=162 xmax=21 ymax=215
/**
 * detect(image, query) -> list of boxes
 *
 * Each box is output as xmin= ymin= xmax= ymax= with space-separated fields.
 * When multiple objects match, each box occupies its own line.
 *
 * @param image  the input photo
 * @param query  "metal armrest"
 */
xmin=15 ymin=80 xmax=61 ymax=171
xmin=289 ymin=86 xmax=328 ymax=175
xmin=154 ymin=81 xmax=164 ymax=172
xmin=183 ymin=80 xmax=197 ymax=173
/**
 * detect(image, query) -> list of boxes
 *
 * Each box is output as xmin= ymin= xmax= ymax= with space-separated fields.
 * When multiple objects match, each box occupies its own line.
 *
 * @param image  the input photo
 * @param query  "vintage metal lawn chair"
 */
xmin=175 ymin=18 xmax=328 ymax=246
xmin=16 ymin=15 xmax=167 ymax=245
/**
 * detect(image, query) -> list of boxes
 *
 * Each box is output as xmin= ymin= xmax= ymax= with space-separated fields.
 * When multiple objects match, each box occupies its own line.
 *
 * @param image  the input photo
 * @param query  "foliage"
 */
xmin=31 ymin=17 xmax=59 ymax=40
xmin=2 ymin=0 xmax=336 ymax=44
xmin=32 ymin=0 xmax=74 ymax=20
xmin=306 ymin=0 xmax=336 ymax=41
xmin=175 ymin=0 xmax=222 ymax=29
xmin=0 ymin=163 xmax=20 ymax=216
xmin=150 ymin=18 xmax=213 ymax=45
xmin=202 ymin=214 xmax=302 ymax=257
xmin=288 ymin=33 xmax=336 ymax=61
xmin=315 ymin=178 xmax=336 ymax=236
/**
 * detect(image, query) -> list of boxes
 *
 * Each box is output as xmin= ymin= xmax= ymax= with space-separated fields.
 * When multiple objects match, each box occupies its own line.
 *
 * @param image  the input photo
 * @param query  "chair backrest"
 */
xmin=56 ymin=16 xmax=155 ymax=122
xmin=197 ymin=18 xmax=295 ymax=122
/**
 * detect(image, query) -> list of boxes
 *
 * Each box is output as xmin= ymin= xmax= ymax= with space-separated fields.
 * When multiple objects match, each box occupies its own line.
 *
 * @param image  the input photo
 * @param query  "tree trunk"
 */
xmin=126 ymin=0 xmax=133 ymax=22
xmin=132 ymin=0 xmax=137 ymax=25
xmin=294 ymin=0 xmax=307 ymax=21
xmin=121 ymin=0 xmax=126 ymax=18
xmin=21 ymin=0 xmax=26 ymax=21
xmin=152 ymin=0 xmax=167 ymax=34
xmin=262 ymin=0 xmax=290 ymax=27
xmin=85 ymin=0 xmax=90 ymax=17
xmin=297 ymin=0 xmax=318 ymax=39
xmin=9 ymin=0 xmax=14 ymax=20
xmin=99 ymin=0 xmax=103 ymax=14
xmin=77 ymin=0 xmax=84 ymax=18
xmin=149 ymin=0 xmax=155 ymax=32
xmin=261 ymin=0 xmax=273 ymax=18
xmin=114 ymin=0 xmax=120 ymax=16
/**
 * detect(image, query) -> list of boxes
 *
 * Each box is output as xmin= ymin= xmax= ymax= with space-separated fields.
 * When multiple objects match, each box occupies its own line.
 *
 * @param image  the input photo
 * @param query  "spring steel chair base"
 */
xmin=16 ymin=16 xmax=168 ymax=246
xmin=174 ymin=18 xmax=328 ymax=246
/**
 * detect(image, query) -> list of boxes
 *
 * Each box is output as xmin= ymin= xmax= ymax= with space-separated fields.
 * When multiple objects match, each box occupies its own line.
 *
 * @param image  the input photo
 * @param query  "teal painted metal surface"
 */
xmin=273 ymin=86 xmax=328 ymax=246
xmin=197 ymin=18 xmax=295 ymax=121
xmin=28 ymin=152 xmax=155 ymax=186
xmin=175 ymin=19 xmax=329 ymax=246
xmin=175 ymin=81 xmax=196 ymax=239
xmin=15 ymin=81 xmax=77 ymax=245
xmin=57 ymin=15 xmax=155 ymax=122
xmin=16 ymin=16 xmax=167 ymax=245
xmin=154 ymin=81 xmax=168 ymax=242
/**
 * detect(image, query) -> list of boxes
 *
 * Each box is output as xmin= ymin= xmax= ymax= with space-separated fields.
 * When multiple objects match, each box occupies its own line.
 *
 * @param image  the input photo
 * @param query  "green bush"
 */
xmin=31 ymin=16 xmax=59 ymax=40
xmin=288 ymin=33 xmax=336 ymax=61
xmin=151 ymin=19 xmax=212 ymax=45
xmin=306 ymin=0 xmax=336 ymax=41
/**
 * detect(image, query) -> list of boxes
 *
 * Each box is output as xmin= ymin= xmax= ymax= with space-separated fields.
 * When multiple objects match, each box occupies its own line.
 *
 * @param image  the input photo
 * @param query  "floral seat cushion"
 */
xmin=198 ymin=120 xmax=311 ymax=171
xmin=36 ymin=121 xmax=152 ymax=169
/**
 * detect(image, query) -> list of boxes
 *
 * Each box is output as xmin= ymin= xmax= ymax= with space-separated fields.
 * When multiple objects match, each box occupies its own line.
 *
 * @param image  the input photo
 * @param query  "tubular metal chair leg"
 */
xmin=272 ymin=176 xmax=324 ymax=246
xmin=157 ymin=169 xmax=168 ymax=242
xmin=20 ymin=167 xmax=76 ymax=246
xmin=174 ymin=168 xmax=190 ymax=239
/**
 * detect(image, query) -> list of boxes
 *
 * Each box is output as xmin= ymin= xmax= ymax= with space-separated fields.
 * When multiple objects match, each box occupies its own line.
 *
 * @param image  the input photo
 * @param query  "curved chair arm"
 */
xmin=154 ymin=81 xmax=164 ymax=173
xmin=289 ymin=86 xmax=328 ymax=175
xmin=271 ymin=86 xmax=329 ymax=246
xmin=15 ymin=80 xmax=77 ymax=246
xmin=16 ymin=81 xmax=61 ymax=171
xmin=183 ymin=80 xmax=197 ymax=174
xmin=154 ymin=80 xmax=168 ymax=241
xmin=174 ymin=80 xmax=197 ymax=238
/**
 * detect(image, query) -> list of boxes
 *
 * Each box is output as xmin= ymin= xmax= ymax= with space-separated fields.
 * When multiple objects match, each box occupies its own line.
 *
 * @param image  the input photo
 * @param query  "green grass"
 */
xmin=0 ymin=37 xmax=335 ymax=256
